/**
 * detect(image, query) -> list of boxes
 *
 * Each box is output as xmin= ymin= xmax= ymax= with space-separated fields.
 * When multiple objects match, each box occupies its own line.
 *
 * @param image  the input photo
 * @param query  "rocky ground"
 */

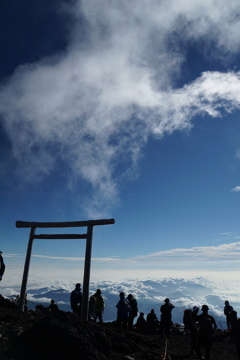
xmin=0 ymin=295 xmax=239 ymax=360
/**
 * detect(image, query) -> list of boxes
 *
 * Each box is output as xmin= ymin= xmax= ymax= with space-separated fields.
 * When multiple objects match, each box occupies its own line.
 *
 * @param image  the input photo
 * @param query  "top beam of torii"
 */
xmin=16 ymin=219 xmax=115 ymax=228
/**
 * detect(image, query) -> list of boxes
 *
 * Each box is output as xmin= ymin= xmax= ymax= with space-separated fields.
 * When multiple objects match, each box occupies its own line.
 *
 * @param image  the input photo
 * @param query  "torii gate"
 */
xmin=16 ymin=219 xmax=115 ymax=319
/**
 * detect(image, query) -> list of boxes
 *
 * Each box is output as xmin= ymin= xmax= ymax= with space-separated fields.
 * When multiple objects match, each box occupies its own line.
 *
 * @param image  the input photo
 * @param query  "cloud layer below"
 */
xmin=1 ymin=276 xmax=240 ymax=327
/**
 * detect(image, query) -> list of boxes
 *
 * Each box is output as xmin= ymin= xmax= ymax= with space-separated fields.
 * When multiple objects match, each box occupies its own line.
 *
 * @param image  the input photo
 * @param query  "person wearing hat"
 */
xmin=160 ymin=298 xmax=175 ymax=339
xmin=196 ymin=305 xmax=217 ymax=360
xmin=70 ymin=283 xmax=82 ymax=315
xmin=0 ymin=251 xmax=5 ymax=281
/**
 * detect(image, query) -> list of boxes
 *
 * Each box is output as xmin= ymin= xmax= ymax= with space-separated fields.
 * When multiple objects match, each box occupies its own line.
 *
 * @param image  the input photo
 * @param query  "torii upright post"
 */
xmin=81 ymin=224 xmax=93 ymax=320
xmin=19 ymin=227 xmax=35 ymax=312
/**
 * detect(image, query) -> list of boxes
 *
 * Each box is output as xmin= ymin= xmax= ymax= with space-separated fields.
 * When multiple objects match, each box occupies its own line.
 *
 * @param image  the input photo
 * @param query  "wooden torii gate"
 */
xmin=16 ymin=219 xmax=115 ymax=319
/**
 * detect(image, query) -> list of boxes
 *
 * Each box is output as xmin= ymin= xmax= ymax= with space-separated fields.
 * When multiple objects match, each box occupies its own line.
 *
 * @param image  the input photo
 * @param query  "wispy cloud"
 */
xmin=32 ymin=254 xmax=121 ymax=263
xmin=1 ymin=0 xmax=240 ymax=216
xmin=7 ymin=241 xmax=240 ymax=265
xmin=232 ymin=186 xmax=240 ymax=192
xmin=130 ymin=241 xmax=240 ymax=263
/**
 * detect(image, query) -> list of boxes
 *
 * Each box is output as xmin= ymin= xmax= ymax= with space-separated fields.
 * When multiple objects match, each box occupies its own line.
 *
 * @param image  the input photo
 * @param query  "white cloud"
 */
xmin=4 ymin=240 xmax=240 ymax=268
xmin=232 ymin=186 xmax=240 ymax=192
xmin=127 ymin=241 xmax=240 ymax=263
xmin=1 ymin=0 xmax=240 ymax=215
xmin=2 ymin=276 xmax=240 ymax=327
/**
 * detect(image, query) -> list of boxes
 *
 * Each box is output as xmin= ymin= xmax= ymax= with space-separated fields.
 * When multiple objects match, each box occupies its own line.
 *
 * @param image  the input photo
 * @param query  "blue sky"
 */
xmin=1 ymin=0 xmax=240 ymax=294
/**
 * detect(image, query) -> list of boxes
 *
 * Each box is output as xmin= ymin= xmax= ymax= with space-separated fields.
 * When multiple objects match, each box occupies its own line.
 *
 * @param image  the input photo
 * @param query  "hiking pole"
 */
xmin=218 ymin=321 xmax=224 ymax=331
xmin=163 ymin=339 xmax=171 ymax=360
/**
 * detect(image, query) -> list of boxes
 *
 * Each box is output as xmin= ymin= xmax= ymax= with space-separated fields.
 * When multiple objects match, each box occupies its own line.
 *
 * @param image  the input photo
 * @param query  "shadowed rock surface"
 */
xmin=0 ymin=295 xmax=239 ymax=360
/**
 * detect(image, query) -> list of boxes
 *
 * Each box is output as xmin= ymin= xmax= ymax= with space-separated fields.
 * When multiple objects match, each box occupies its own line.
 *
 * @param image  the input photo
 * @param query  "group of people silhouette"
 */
xmin=1 ymin=255 xmax=239 ymax=360
xmin=70 ymin=283 xmax=105 ymax=323
xmin=68 ymin=287 xmax=240 ymax=360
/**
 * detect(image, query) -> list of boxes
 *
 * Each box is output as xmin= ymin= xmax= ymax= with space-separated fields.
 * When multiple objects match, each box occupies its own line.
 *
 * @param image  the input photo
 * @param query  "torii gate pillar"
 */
xmin=81 ymin=224 xmax=93 ymax=320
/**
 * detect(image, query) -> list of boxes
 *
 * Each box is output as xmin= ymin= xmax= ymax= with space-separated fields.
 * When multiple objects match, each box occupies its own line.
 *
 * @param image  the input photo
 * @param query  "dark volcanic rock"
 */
xmin=0 ymin=295 xmax=239 ymax=360
xmin=8 ymin=311 xmax=111 ymax=360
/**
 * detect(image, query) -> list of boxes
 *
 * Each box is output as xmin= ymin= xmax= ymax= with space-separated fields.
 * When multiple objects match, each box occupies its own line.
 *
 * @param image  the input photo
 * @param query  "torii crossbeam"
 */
xmin=16 ymin=219 xmax=115 ymax=319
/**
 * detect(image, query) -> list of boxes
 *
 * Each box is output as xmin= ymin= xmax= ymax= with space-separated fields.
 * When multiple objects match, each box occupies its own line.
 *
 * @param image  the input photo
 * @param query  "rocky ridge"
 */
xmin=0 ymin=295 xmax=238 ymax=360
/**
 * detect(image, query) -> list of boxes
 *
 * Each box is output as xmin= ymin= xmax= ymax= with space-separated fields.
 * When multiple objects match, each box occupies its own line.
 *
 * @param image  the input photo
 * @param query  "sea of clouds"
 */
xmin=1 ymin=276 xmax=239 ymax=329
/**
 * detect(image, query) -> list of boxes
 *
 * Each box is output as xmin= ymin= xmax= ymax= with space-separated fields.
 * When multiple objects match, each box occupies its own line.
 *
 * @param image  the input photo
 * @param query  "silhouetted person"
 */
xmin=224 ymin=300 xmax=233 ymax=329
xmin=70 ymin=283 xmax=82 ymax=315
xmin=160 ymin=298 xmax=175 ymax=339
xmin=116 ymin=292 xmax=130 ymax=328
xmin=48 ymin=299 xmax=59 ymax=313
xmin=127 ymin=294 xmax=138 ymax=330
xmin=93 ymin=289 xmax=104 ymax=323
xmin=197 ymin=305 xmax=217 ymax=360
xmin=192 ymin=305 xmax=199 ymax=320
xmin=147 ymin=309 xmax=159 ymax=332
xmin=88 ymin=295 xmax=97 ymax=321
xmin=229 ymin=310 xmax=240 ymax=359
xmin=183 ymin=308 xmax=201 ymax=357
xmin=136 ymin=312 xmax=147 ymax=332
xmin=0 ymin=251 xmax=5 ymax=281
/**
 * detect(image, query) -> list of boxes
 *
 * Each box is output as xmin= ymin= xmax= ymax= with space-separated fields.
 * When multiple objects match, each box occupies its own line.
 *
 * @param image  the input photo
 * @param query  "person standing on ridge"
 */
xmin=229 ymin=310 xmax=240 ymax=359
xmin=70 ymin=283 xmax=82 ymax=315
xmin=197 ymin=305 xmax=217 ymax=360
xmin=127 ymin=294 xmax=138 ymax=330
xmin=93 ymin=289 xmax=104 ymax=323
xmin=160 ymin=298 xmax=175 ymax=339
xmin=224 ymin=300 xmax=233 ymax=329
xmin=0 ymin=251 xmax=5 ymax=281
xmin=116 ymin=292 xmax=130 ymax=328
xmin=183 ymin=308 xmax=201 ymax=357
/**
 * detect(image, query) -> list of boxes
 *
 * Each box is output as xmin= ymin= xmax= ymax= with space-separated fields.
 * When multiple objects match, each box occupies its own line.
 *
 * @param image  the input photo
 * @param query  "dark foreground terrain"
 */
xmin=0 ymin=295 xmax=238 ymax=360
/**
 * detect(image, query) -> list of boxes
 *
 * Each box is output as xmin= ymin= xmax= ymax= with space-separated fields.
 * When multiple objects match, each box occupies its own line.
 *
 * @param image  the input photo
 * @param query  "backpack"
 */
xmin=130 ymin=298 xmax=138 ymax=317
xmin=123 ymin=299 xmax=131 ymax=313
xmin=183 ymin=309 xmax=193 ymax=331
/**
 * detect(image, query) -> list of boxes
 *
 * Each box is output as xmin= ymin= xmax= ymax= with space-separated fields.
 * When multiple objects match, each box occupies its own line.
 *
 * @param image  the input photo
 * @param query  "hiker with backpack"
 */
xmin=196 ymin=305 xmax=217 ymax=360
xmin=0 ymin=251 xmax=5 ymax=281
xmin=127 ymin=294 xmax=138 ymax=330
xmin=116 ymin=292 xmax=130 ymax=328
xmin=183 ymin=307 xmax=201 ymax=357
